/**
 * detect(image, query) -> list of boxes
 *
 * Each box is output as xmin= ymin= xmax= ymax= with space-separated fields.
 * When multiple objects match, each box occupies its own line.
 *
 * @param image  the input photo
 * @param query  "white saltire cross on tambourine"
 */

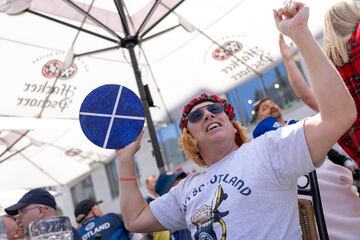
xmin=79 ymin=84 xmax=145 ymax=149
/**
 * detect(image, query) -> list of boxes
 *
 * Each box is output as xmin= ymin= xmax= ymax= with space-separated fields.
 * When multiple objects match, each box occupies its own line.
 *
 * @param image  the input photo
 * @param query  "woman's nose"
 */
xmin=204 ymin=110 xmax=215 ymax=121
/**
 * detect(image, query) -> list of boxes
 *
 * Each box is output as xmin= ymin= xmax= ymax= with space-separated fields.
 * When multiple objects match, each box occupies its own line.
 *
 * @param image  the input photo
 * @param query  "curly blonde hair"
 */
xmin=178 ymin=121 xmax=248 ymax=167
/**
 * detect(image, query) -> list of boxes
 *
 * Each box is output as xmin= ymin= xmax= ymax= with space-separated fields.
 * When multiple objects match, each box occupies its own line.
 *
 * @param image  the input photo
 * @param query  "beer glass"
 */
xmin=29 ymin=216 xmax=73 ymax=240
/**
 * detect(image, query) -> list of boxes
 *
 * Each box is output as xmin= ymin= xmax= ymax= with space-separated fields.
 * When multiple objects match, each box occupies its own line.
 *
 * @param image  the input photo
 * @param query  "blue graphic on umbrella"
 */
xmin=79 ymin=84 xmax=145 ymax=149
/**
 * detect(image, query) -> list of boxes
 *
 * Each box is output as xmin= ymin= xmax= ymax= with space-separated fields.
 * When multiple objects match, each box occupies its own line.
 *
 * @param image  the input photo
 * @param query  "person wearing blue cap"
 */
xmin=155 ymin=172 xmax=187 ymax=197
xmin=74 ymin=199 xmax=104 ymax=225
xmin=74 ymin=198 xmax=142 ymax=240
xmin=252 ymin=98 xmax=297 ymax=139
xmin=115 ymin=2 xmax=356 ymax=239
xmin=144 ymin=175 xmax=158 ymax=204
xmin=155 ymin=172 xmax=192 ymax=240
xmin=4 ymin=188 xmax=81 ymax=239
xmin=252 ymin=94 xmax=357 ymax=172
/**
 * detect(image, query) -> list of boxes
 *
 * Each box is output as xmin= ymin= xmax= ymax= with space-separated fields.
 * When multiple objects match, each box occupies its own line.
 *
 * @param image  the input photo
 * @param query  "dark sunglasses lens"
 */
xmin=208 ymin=103 xmax=224 ymax=114
xmin=187 ymin=109 xmax=204 ymax=123
xmin=187 ymin=103 xmax=224 ymax=123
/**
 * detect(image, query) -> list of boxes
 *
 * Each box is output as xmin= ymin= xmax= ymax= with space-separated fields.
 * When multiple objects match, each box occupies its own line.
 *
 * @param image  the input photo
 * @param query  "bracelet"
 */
xmin=119 ymin=176 xmax=137 ymax=181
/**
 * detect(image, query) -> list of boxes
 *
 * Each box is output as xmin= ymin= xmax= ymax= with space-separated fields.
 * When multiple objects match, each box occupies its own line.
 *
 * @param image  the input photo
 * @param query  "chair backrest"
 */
xmin=298 ymin=199 xmax=318 ymax=240
xmin=298 ymin=170 xmax=329 ymax=240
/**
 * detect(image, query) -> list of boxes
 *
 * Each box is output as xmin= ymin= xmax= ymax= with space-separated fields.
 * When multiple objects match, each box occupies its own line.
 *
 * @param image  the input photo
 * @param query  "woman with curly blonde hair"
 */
xmin=323 ymin=0 xmax=360 ymax=163
xmin=115 ymin=3 xmax=356 ymax=238
xmin=178 ymin=93 xmax=248 ymax=167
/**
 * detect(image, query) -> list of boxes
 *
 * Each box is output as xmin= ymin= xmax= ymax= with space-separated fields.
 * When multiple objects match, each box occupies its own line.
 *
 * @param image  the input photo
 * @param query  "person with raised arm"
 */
xmin=277 ymin=33 xmax=359 ymax=172
xmin=115 ymin=1 xmax=356 ymax=239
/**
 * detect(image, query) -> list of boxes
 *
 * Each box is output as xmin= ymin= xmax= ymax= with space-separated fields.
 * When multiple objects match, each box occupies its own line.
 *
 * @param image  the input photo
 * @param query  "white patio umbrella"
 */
xmin=0 ymin=128 xmax=111 ymax=190
xmin=0 ymin=0 xmax=338 ymax=183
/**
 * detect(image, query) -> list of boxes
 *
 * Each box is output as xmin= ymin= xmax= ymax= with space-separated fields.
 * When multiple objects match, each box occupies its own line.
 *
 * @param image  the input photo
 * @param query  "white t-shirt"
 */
xmin=150 ymin=120 xmax=315 ymax=240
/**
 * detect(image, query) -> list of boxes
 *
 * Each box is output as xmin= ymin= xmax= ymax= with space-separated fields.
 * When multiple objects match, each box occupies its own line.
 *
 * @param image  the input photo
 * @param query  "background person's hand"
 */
xmin=273 ymin=1 xmax=308 ymax=38
xmin=279 ymin=34 xmax=296 ymax=61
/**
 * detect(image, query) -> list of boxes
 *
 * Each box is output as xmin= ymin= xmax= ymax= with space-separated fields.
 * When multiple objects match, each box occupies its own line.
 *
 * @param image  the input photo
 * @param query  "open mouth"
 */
xmin=206 ymin=122 xmax=222 ymax=132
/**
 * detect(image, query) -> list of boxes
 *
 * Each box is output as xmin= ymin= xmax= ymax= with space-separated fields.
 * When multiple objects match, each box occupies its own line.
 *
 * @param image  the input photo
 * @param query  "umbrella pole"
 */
xmin=127 ymin=44 xmax=166 ymax=173
xmin=114 ymin=0 xmax=165 ymax=173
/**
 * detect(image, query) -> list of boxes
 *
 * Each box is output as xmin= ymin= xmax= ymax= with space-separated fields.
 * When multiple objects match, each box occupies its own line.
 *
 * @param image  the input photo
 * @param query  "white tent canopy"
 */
xmin=0 ymin=128 xmax=111 ymax=190
xmin=0 ymin=0 xmax=339 ymax=189
xmin=0 ymin=0 xmax=338 ymax=123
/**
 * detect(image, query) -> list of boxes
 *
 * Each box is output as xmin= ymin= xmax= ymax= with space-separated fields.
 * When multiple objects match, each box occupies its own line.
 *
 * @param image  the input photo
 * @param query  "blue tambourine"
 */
xmin=79 ymin=84 xmax=145 ymax=149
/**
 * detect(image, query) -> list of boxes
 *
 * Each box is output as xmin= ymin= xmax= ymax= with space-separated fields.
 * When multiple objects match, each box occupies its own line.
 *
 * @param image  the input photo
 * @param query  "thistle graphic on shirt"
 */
xmin=191 ymin=184 xmax=229 ymax=240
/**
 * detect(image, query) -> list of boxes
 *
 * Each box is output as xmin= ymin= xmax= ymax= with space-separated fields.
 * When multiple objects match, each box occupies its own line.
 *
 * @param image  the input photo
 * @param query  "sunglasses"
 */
xmin=187 ymin=103 xmax=224 ymax=123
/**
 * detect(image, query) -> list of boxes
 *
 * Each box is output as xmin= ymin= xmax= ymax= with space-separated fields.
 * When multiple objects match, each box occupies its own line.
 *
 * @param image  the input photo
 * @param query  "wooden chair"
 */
xmin=298 ymin=199 xmax=318 ymax=240
xmin=298 ymin=170 xmax=329 ymax=240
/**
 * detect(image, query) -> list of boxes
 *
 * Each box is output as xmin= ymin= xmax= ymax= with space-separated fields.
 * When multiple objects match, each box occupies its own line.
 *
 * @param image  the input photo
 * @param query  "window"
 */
xmin=263 ymin=63 xmax=297 ymax=109
xmin=157 ymin=123 xmax=186 ymax=169
xmin=71 ymin=176 xmax=95 ymax=205
xmin=227 ymin=78 xmax=267 ymax=125
xmin=105 ymin=157 xmax=141 ymax=198
xmin=227 ymin=61 xmax=299 ymax=125
xmin=106 ymin=158 xmax=119 ymax=198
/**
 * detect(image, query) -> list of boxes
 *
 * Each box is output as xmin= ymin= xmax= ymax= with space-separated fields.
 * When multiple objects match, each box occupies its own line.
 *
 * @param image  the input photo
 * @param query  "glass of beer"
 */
xmin=29 ymin=216 xmax=73 ymax=240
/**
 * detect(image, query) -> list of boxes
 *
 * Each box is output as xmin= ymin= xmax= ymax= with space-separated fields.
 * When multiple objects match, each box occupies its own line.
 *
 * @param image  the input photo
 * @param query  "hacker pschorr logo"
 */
xmin=15 ymin=51 xmax=87 ymax=114
xmin=205 ymin=35 xmax=274 ymax=82
xmin=212 ymin=41 xmax=243 ymax=61
xmin=42 ymin=59 xmax=78 ymax=80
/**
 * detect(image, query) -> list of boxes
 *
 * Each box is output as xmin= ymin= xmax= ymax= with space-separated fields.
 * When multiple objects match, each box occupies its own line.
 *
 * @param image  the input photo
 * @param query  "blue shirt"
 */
xmin=253 ymin=116 xmax=297 ymax=138
xmin=78 ymin=213 xmax=130 ymax=240
xmin=72 ymin=227 xmax=81 ymax=240
xmin=172 ymin=229 xmax=192 ymax=240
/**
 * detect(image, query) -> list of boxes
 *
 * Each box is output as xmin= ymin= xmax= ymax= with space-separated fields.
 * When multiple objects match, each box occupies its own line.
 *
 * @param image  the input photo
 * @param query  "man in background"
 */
xmin=155 ymin=172 xmax=192 ymax=240
xmin=143 ymin=175 xmax=171 ymax=240
xmin=252 ymin=98 xmax=360 ymax=239
xmin=5 ymin=188 xmax=81 ymax=239
xmin=75 ymin=198 xmax=142 ymax=240
xmin=252 ymin=97 xmax=357 ymax=171
xmin=144 ymin=175 xmax=158 ymax=204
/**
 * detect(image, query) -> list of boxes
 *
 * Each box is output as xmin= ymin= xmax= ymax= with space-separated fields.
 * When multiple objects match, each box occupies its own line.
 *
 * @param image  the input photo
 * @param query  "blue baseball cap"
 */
xmin=155 ymin=172 xmax=187 ymax=196
xmin=5 ymin=188 xmax=57 ymax=216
